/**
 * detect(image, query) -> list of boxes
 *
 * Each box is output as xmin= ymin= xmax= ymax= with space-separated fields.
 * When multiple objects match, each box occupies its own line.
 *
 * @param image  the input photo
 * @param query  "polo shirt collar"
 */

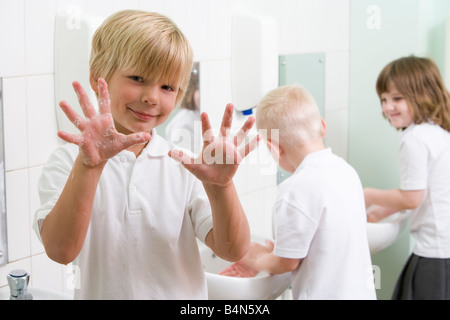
xmin=296 ymin=148 xmax=332 ymax=172
xmin=140 ymin=128 xmax=171 ymax=158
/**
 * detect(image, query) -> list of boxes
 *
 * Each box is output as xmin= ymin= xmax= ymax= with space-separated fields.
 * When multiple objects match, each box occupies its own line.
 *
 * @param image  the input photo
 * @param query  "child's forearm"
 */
xmin=204 ymin=182 xmax=250 ymax=262
xmin=364 ymin=188 xmax=425 ymax=211
xmin=254 ymin=253 xmax=301 ymax=275
xmin=40 ymin=155 xmax=106 ymax=264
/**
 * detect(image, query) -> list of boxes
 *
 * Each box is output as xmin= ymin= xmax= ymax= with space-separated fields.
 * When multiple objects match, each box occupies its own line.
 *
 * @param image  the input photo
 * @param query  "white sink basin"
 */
xmin=367 ymin=212 xmax=410 ymax=254
xmin=0 ymin=285 xmax=72 ymax=300
xmin=199 ymin=236 xmax=291 ymax=300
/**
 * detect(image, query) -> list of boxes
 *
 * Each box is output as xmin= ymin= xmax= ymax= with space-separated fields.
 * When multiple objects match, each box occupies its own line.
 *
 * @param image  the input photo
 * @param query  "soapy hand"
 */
xmin=169 ymin=104 xmax=260 ymax=186
xmin=366 ymin=205 xmax=397 ymax=223
xmin=57 ymin=79 xmax=151 ymax=167
xmin=219 ymin=260 xmax=259 ymax=278
xmin=219 ymin=240 xmax=274 ymax=277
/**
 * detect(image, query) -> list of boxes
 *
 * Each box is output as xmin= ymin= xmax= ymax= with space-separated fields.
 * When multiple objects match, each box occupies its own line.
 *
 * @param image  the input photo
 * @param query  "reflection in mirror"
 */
xmin=162 ymin=62 xmax=201 ymax=154
xmin=0 ymin=78 xmax=8 ymax=266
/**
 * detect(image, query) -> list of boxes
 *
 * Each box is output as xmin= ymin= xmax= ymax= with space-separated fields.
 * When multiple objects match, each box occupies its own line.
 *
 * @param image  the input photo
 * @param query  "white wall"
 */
xmin=0 ymin=0 xmax=350 ymax=294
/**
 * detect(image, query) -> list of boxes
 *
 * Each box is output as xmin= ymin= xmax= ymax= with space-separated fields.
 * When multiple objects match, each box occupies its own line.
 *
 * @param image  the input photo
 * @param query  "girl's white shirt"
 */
xmin=399 ymin=122 xmax=450 ymax=258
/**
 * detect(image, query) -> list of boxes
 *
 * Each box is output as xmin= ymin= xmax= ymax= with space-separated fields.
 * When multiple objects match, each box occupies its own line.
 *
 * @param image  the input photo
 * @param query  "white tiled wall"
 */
xmin=0 ymin=0 xmax=350 ymax=294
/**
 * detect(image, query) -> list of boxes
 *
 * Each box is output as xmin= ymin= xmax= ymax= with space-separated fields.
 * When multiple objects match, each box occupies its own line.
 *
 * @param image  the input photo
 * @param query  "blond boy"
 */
xmin=222 ymin=85 xmax=376 ymax=300
xmin=33 ymin=10 xmax=258 ymax=299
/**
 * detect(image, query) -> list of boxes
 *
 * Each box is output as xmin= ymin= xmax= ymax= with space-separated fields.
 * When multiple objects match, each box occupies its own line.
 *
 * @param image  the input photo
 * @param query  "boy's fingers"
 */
xmin=168 ymin=149 xmax=195 ymax=166
xmin=59 ymin=100 xmax=85 ymax=131
xmin=265 ymin=240 xmax=275 ymax=251
xmin=234 ymin=116 xmax=255 ymax=147
xmin=57 ymin=131 xmax=83 ymax=145
xmin=120 ymin=132 xmax=152 ymax=149
xmin=97 ymin=78 xmax=111 ymax=114
xmin=219 ymin=104 xmax=234 ymax=138
xmin=201 ymin=112 xmax=214 ymax=147
xmin=72 ymin=81 xmax=97 ymax=119
xmin=239 ymin=135 xmax=261 ymax=160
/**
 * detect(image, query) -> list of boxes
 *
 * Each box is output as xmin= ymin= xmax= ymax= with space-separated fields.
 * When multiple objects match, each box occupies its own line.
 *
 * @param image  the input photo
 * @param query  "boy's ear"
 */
xmin=278 ymin=144 xmax=285 ymax=159
xmin=320 ymin=118 xmax=327 ymax=138
xmin=90 ymin=76 xmax=99 ymax=94
xmin=266 ymin=139 xmax=283 ymax=160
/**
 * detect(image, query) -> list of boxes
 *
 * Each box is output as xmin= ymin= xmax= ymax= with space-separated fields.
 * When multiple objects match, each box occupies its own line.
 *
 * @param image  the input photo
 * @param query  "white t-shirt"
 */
xmin=274 ymin=149 xmax=376 ymax=300
xmin=33 ymin=129 xmax=213 ymax=299
xmin=399 ymin=123 xmax=450 ymax=258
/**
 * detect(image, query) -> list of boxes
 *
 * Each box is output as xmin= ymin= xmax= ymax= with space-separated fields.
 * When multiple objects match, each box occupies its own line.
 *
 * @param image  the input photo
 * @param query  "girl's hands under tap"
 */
xmin=169 ymin=103 xmax=261 ymax=187
xmin=57 ymin=78 xmax=151 ymax=167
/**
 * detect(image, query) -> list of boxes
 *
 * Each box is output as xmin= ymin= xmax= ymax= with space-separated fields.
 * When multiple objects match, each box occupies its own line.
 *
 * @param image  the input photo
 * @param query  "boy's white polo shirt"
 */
xmin=273 ymin=148 xmax=376 ymax=300
xmin=34 ymin=129 xmax=213 ymax=299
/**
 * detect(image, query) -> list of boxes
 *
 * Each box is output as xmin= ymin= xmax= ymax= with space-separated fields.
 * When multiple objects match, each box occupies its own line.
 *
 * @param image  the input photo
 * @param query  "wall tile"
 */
xmin=26 ymin=75 xmax=59 ymax=167
xmin=201 ymin=60 xmax=232 ymax=130
xmin=185 ymin=0 xmax=209 ymax=61
xmin=31 ymin=253 xmax=64 ymax=291
xmin=208 ymin=0 xmax=232 ymax=60
xmin=139 ymin=0 xmax=164 ymax=13
xmin=25 ymin=0 xmax=57 ymax=75
xmin=29 ymin=165 xmax=44 ymax=256
xmin=56 ymin=0 xmax=87 ymax=14
xmin=86 ymin=0 xmax=114 ymax=17
xmin=114 ymin=0 xmax=140 ymax=11
xmin=2 ymin=77 xmax=28 ymax=171
xmin=161 ymin=0 xmax=187 ymax=32
xmin=0 ymin=258 xmax=31 ymax=287
xmin=5 ymin=169 xmax=30 ymax=262
xmin=0 ymin=0 xmax=26 ymax=77
xmin=325 ymin=108 xmax=349 ymax=160
xmin=240 ymin=185 xmax=277 ymax=239
xmin=325 ymin=51 xmax=350 ymax=111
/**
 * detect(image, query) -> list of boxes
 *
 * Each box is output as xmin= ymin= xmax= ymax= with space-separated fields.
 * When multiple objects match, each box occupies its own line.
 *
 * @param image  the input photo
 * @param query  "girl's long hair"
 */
xmin=376 ymin=56 xmax=450 ymax=132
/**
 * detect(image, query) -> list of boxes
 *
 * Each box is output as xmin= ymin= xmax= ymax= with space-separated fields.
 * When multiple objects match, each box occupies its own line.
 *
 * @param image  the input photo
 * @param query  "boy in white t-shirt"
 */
xmin=33 ymin=10 xmax=259 ymax=299
xmin=221 ymin=85 xmax=376 ymax=300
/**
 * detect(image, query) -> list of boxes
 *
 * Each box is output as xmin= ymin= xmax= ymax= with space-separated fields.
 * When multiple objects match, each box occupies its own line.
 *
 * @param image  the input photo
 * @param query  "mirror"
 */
xmin=0 ymin=78 xmax=8 ymax=266
xmin=158 ymin=62 xmax=201 ymax=154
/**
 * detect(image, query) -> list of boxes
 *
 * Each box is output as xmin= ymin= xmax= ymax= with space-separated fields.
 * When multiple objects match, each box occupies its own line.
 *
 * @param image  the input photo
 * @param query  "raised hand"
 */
xmin=169 ymin=104 xmax=260 ymax=186
xmin=57 ymin=79 xmax=151 ymax=167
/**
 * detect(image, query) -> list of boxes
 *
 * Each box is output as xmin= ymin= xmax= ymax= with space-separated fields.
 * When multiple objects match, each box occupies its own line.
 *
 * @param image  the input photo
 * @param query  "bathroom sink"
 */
xmin=199 ymin=236 xmax=291 ymax=300
xmin=0 ymin=285 xmax=72 ymax=300
xmin=367 ymin=212 xmax=410 ymax=254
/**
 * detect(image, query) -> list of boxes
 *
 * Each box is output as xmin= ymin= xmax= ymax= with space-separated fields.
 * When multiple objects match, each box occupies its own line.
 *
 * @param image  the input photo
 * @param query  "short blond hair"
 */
xmin=256 ymin=84 xmax=323 ymax=145
xmin=90 ymin=10 xmax=193 ymax=105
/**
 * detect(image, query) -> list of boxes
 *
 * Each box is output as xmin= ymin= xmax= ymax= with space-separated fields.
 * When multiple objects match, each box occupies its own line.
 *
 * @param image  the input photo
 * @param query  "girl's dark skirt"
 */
xmin=392 ymin=253 xmax=450 ymax=300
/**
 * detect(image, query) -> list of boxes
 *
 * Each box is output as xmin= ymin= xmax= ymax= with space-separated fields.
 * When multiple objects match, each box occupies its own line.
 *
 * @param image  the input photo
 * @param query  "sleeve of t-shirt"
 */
xmin=188 ymin=179 xmax=213 ymax=244
xmin=399 ymin=134 xmax=428 ymax=191
xmin=33 ymin=145 xmax=76 ymax=243
xmin=273 ymin=198 xmax=319 ymax=259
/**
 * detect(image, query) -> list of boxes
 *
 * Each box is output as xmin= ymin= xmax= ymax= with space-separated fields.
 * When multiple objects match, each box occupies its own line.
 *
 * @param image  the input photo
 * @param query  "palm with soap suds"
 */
xmin=169 ymin=104 xmax=261 ymax=187
xmin=57 ymin=78 xmax=151 ymax=167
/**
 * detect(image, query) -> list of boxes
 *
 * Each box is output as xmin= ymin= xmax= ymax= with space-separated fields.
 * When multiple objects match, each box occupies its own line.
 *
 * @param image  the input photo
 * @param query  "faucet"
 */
xmin=7 ymin=269 xmax=33 ymax=300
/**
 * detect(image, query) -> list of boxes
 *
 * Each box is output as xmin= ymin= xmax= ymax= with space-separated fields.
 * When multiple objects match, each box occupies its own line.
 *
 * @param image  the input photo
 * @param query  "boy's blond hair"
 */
xmin=256 ymin=84 xmax=323 ymax=146
xmin=90 ymin=10 xmax=194 ymax=105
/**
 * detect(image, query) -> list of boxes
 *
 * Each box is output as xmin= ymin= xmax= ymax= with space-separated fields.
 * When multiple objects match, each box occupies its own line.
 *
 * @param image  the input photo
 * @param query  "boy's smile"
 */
xmin=96 ymin=69 xmax=179 ymax=136
xmin=127 ymin=106 xmax=160 ymax=121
